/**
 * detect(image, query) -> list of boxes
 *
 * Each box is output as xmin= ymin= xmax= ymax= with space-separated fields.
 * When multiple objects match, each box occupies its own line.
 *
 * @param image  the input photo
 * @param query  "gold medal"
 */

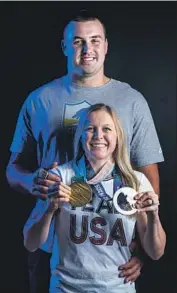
xmin=70 ymin=182 xmax=92 ymax=207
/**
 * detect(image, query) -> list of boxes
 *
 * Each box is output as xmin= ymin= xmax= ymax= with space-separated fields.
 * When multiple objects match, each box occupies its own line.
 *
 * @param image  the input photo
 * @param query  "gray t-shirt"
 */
xmin=10 ymin=76 xmax=164 ymax=168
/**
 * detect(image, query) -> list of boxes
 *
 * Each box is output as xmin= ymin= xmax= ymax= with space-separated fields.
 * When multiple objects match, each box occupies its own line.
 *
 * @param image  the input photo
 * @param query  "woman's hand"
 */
xmin=47 ymin=182 xmax=71 ymax=213
xmin=134 ymin=191 xmax=159 ymax=213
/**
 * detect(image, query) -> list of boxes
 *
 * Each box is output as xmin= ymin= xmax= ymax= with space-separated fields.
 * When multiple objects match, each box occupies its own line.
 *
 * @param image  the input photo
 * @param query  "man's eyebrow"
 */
xmin=90 ymin=35 xmax=102 ymax=39
xmin=73 ymin=35 xmax=103 ymax=40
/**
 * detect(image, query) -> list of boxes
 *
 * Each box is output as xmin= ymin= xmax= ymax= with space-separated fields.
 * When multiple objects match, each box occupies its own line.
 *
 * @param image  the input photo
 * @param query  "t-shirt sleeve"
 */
xmin=130 ymin=95 xmax=164 ymax=167
xmin=10 ymin=93 xmax=37 ymax=154
xmin=23 ymin=199 xmax=55 ymax=253
xmin=138 ymin=172 xmax=154 ymax=193
xmin=49 ymin=163 xmax=74 ymax=185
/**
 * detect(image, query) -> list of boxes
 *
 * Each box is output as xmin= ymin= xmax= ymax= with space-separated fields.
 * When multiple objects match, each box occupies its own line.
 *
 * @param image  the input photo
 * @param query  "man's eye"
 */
xmin=73 ymin=40 xmax=82 ymax=45
xmin=92 ymin=39 xmax=100 ymax=44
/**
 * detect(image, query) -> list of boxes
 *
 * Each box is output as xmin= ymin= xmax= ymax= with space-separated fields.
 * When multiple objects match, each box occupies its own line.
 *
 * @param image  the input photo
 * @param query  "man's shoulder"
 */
xmin=26 ymin=76 xmax=64 ymax=102
xmin=111 ymin=78 xmax=146 ymax=102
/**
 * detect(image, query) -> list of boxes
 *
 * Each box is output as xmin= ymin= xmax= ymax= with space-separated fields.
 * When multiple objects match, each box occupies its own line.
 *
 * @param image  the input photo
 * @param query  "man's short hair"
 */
xmin=64 ymin=9 xmax=107 ymax=39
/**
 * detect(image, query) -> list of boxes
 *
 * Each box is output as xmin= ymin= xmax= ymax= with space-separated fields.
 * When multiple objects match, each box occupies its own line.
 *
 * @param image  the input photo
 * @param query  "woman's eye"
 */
xmin=103 ymin=127 xmax=111 ymax=131
xmin=86 ymin=127 xmax=94 ymax=132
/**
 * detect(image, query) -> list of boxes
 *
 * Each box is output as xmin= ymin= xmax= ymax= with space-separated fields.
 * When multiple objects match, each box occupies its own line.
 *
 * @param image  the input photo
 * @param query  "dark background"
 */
xmin=1 ymin=1 xmax=176 ymax=293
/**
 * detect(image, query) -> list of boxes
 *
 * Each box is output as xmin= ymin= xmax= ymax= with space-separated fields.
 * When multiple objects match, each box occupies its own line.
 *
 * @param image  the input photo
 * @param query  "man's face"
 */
xmin=62 ymin=19 xmax=108 ymax=78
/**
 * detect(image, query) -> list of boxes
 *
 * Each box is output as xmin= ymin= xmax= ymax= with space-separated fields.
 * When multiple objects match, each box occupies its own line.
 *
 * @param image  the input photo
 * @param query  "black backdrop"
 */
xmin=1 ymin=2 xmax=176 ymax=293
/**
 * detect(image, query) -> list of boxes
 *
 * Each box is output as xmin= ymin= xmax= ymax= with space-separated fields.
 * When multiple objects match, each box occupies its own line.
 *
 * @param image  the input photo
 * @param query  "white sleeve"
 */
xmin=48 ymin=166 xmax=61 ymax=177
xmin=138 ymin=172 xmax=154 ymax=193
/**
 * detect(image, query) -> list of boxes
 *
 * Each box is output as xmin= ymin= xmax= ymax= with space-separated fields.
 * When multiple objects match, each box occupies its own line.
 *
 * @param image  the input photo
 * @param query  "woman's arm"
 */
xmin=136 ymin=191 xmax=166 ymax=260
xmin=24 ymin=182 xmax=71 ymax=252
xmin=24 ymin=206 xmax=55 ymax=252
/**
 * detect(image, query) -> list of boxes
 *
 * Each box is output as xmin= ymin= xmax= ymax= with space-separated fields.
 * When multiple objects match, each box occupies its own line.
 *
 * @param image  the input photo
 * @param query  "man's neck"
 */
xmin=66 ymin=73 xmax=110 ymax=87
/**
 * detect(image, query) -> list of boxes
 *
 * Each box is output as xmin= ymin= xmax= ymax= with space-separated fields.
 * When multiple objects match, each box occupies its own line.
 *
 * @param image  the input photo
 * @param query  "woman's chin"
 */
xmin=90 ymin=153 xmax=108 ymax=161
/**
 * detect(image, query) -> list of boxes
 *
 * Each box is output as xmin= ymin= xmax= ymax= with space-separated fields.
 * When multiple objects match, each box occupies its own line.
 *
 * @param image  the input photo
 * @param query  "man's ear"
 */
xmin=61 ymin=40 xmax=67 ymax=56
xmin=105 ymin=39 xmax=108 ymax=55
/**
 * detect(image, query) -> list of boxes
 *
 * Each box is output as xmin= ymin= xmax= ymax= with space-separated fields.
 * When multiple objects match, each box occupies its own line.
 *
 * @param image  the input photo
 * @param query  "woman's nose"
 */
xmin=94 ymin=129 xmax=103 ymax=139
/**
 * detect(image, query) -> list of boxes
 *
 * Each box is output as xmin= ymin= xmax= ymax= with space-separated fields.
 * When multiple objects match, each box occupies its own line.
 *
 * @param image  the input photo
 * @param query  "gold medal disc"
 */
xmin=70 ymin=182 xmax=92 ymax=207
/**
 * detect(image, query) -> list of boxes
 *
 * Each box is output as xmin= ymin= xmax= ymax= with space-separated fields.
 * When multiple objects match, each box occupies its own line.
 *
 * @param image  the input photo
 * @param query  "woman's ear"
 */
xmin=61 ymin=40 xmax=67 ymax=56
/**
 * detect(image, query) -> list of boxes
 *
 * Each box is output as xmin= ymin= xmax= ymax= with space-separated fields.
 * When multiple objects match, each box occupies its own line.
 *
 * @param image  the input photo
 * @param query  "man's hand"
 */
xmin=31 ymin=162 xmax=61 ymax=200
xmin=118 ymin=256 xmax=143 ymax=283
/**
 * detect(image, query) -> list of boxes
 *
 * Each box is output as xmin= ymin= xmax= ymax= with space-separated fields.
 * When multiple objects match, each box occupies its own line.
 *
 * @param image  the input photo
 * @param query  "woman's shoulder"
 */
xmin=133 ymin=170 xmax=144 ymax=181
xmin=50 ymin=161 xmax=75 ymax=185
xmin=133 ymin=170 xmax=154 ymax=192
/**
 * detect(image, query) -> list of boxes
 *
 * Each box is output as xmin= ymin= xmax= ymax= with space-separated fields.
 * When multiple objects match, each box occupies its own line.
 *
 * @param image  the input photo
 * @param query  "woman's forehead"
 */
xmin=84 ymin=110 xmax=114 ymax=125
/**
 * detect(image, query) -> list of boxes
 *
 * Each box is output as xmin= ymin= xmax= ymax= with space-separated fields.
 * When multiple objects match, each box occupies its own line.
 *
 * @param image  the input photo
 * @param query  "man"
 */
xmin=6 ymin=10 xmax=164 ymax=293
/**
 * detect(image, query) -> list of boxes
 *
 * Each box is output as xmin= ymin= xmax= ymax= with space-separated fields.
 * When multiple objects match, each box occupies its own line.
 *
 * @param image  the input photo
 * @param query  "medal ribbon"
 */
xmin=72 ymin=156 xmax=125 ymax=201
xmin=91 ymin=169 xmax=124 ymax=201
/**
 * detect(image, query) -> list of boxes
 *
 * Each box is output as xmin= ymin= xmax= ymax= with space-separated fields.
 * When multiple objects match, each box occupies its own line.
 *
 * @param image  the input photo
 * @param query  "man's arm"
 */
xmin=6 ymin=152 xmax=60 ymax=200
xmin=6 ymin=152 xmax=36 ymax=194
xmin=136 ymin=163 xmax=160 ymax=195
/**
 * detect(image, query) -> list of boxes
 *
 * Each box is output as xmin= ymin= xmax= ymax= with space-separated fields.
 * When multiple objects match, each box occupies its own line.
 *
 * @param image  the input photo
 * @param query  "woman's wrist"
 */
xmin=45 ymin=207 xmax=55 ymax=218
xmin=147 ymin=209 xmax=159 ymax=223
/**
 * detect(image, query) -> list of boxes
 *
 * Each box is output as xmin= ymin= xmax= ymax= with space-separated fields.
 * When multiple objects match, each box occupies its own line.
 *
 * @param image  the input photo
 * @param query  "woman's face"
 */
xmin=81 ymin=110 xmax=117 ymax=165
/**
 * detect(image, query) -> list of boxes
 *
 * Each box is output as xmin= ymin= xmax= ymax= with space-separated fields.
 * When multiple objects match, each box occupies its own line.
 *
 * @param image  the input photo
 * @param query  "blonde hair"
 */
xmin=73 ymin=103 xmax=140 ymax=191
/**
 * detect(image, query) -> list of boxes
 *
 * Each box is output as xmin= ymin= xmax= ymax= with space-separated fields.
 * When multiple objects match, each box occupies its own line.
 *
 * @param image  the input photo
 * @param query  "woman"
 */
xmin=23 ymin=103 xmax=166 ymax=293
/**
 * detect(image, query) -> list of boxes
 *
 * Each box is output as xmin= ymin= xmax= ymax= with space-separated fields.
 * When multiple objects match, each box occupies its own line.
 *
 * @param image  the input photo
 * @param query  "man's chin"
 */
xmin=82 ymin=70 xmax=95 ymax=76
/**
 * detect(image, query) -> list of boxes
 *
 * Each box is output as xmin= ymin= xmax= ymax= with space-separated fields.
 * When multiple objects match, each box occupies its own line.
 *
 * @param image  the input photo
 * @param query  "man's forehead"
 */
xmin=64 ymin=20 xmax=104 ymax=40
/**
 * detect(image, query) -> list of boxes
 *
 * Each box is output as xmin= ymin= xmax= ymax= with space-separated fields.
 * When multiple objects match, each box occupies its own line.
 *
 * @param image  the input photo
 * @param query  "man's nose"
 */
xmin=83 ymin=42 xmax=91 ymax=53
